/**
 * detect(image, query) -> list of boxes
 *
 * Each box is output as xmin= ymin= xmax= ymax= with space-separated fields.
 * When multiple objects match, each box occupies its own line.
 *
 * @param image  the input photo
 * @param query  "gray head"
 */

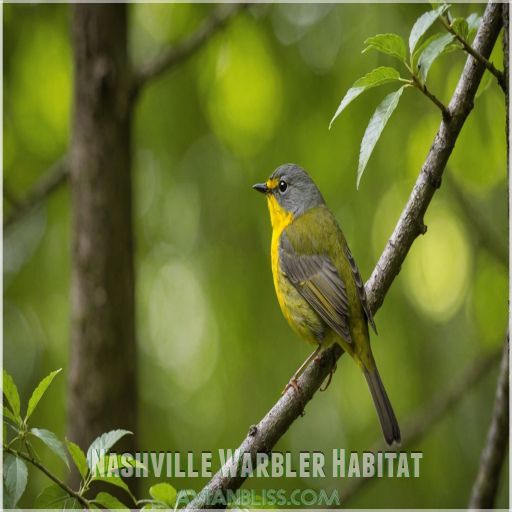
xmin=252 ymin=163 xmax=325 ymax=217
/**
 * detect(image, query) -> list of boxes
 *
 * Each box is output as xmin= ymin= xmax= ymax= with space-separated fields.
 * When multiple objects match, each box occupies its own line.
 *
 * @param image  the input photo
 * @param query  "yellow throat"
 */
xmin=265 ymin=179 xmax=294 ymax=319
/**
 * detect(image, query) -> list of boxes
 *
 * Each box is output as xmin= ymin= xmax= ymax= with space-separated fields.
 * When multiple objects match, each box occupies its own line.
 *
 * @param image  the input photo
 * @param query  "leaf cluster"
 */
xmin=330 ymin=3 xmax=484 ymax=188
xmin=3 ymin=369 xmax=179 ymax=510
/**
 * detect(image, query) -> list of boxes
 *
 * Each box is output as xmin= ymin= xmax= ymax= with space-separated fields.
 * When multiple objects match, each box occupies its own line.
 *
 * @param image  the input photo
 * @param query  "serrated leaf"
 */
xmin=92 ymin=476 xmax=135 ymax=502
xmin=36 ymin=484 xmax=81 ymax=509
xmin=362 ymin=33 xmax=407 ymax=62
xmin=93 ymin=491 xmax=129 ymax=510
xmin=25 ymin=368 xmax=62 ymax=421
xmin=3 ymin=454 xmax=28 ymax=508
xmin=418 ymin=33 xmax=455 ymax=82
xmin=409 ymin=4 xmax=450 ymax=54
xmin=329 ymin=67 xmax=401 ymax=128
xmin=65 ymin=438 xmax=88 ymax=479
xmin=31 ymin=428 xmax=69 ymax=468
xmin=3 ymin=370 xmax=21 ymax=421
xmin=357 ymin=86 xmax=406 ymax=189
xmin=149 ymin=483 xmax=177 ymax=507
xmin=86 ymin=429 xmax=132 ymax=469
xmin=450 ymin=17 xmax=468 ymax=40
xmin=467 ymin=13 xmax=482 ymax=40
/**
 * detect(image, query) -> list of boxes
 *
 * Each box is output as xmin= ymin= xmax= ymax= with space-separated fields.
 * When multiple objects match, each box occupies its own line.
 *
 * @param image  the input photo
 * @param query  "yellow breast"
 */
xmin=267 ymin=194 xmax=321 ymax=345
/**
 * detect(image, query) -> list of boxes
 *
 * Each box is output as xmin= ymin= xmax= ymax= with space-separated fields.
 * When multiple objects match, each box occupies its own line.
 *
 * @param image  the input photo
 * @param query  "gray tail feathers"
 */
xmin=363 ymin=366 xmax=401 ymax=446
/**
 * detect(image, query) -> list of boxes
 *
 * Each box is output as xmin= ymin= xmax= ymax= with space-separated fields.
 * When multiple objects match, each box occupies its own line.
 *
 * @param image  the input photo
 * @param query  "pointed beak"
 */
xmin=252 ymin=182 xmax=269 ymax=194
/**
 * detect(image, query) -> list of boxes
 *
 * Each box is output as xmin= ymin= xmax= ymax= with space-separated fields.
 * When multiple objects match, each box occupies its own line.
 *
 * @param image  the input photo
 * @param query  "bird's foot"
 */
xmin=282 ymin=377 xmax=306 ymax=416
xmin=282 ymin=377 xmax=301 ymax=396
xmin=320 ymin=360 xmax=337 ymax=392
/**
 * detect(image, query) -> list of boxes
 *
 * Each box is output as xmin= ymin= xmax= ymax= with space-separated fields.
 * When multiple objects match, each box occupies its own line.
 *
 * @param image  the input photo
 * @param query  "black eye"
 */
xmin=278 ymin=180 xmax=288 ymax=193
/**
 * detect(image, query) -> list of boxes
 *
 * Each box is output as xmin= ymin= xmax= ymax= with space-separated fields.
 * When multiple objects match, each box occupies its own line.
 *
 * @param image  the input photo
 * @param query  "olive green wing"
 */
xmin=343 ymin=243 xmax=377 ymax=335
xmin=279 ymin=232 xmax=353 ymax=344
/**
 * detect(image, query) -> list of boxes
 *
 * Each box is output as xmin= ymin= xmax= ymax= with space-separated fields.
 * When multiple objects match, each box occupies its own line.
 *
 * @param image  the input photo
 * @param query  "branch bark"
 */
xmin=468 ymin=334 xmax=509 ymax=509
xmin=131 ymin=3 xmax=248 ymax=100
xmin=3 ymin=157 xmax=68 ymax=230
xmin=185 ymin=3 xmax=504 ymax=509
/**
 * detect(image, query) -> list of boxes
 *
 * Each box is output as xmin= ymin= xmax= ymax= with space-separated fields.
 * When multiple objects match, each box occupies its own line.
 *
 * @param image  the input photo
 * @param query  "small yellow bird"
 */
xmin=253 ymin=163 xmax=400 ymax=445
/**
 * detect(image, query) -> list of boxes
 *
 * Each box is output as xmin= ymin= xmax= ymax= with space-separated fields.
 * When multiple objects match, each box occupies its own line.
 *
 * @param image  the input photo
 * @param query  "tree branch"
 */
xmin=4 ymin=157 xmax=69 ymax=230
xmin=185 ymin=3 xmax=504 ymax=509
xmin=468 ymin=334 xmax=509 ymax=508
xmin=4 ymin=445 xmax=90 ymax=509
xmin=441 ymin=15 xmax=506 ymax=93
xmin=341 ymin=344 xmax=503 ymax=504
xmin=131 ymin=3 xmax=249 ymax=100
xmin=365 ymin=1 xmax=503 ymax=313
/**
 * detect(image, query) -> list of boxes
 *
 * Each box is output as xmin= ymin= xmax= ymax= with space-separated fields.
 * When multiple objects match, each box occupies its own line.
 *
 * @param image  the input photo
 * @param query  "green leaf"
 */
xmin=418 ymin=33 xmax=455 ymax=82
xmin=25 ymin=368 xmax=62 ymax=421
xmin=36 ymin=484 xmax=81 ymax=509
xmin=149 ymin=482 xmax=177 ymax=508
xmin=467 ymin=13 xmax=482 ymax=40
xmin=450 ymin=17 xmax=468 ymax=40
xmin=86 ymin=429 xmax=132 ymax=469
xmin=65 ymin=438 xmax=88 ymax=479
xmin=93 ymin=491 xmax=129 ymax=510
xmin=409 ymin=4 xmax=450 ymax=54
xmin=3 ymin=406 xmax=18 ymax=425
xmin=357 ymin=86 xmax=406 ymax=189
xmin=30 ymin=428 xmax=69 ymax=468
xmin=362 ymin=33 xmax=407 ymax=62
xmin=329 ymin=67 xmax=401 ymax=128
xmin=3 ymin=369 xmax=21 ymax=421
xmin=3 ymin=454 xmax=28 ymax=508
xmin=92 ymin=476 xmax=135 ymax=502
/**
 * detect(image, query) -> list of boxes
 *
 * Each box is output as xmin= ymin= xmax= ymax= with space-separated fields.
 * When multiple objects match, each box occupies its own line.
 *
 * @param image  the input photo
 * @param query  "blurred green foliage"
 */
xmin=3 ymin=3 xmax=508 ymax=508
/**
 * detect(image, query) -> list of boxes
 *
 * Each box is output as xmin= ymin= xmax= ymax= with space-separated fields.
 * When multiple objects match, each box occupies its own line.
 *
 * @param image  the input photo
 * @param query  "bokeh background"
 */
xmin=3 ymin=2 xmax=508 ymax=508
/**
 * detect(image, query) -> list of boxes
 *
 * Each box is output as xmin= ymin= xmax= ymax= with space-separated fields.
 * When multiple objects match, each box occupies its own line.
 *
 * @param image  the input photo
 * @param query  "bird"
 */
xmin=253 ymin=163 xmax=401 ymax=446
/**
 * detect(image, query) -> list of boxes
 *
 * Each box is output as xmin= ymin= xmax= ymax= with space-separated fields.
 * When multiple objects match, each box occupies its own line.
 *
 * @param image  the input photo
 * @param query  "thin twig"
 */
xmin=341 ymin=345 xmax=503 ymax=504
xmin=3 ymin=445 xmax=90 ymax=508
xmin=4 ymin=157 xmax=69 ymax=230
xmin=468 ymin=334 xmax=509 ymax=508
xmin=131 ymin=3 xmax=249 ymax=99
xmin=412 ymin=76 xmax=450 ymax=118
xmin=185 ymin=3 xmax=504 ymax=509
xmin=441 ymin=15 xmax=506 ymax=93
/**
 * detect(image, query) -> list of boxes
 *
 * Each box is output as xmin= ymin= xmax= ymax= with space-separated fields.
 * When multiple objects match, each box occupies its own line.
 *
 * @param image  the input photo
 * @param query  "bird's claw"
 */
xmin=320 ymin=361 xmax=337 ymax=392
xmin=282 ymin=378 xmax=306 ymax=416
xmin=282 ymin=377 xmax=301 ymax=396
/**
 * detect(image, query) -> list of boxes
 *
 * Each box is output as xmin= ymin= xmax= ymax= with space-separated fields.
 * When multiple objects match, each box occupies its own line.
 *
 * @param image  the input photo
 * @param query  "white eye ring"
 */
xmin=278 ymin=180 xmax=287 ymax=193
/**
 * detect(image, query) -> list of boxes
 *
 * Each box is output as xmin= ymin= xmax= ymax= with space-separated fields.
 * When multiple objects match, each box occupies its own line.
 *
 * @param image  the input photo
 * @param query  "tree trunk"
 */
xmin=68 ymin=3 xmax=137 ymax=472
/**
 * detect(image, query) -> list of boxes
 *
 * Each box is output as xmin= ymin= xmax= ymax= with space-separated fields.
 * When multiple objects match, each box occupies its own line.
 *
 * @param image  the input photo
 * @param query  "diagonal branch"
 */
xmin=131 ymin=3 xmax=249 ymax=100
xmin=468 ymin=335 xmax=509 ymax=508
xmin=365 ymin=1 xmax=503 ymax=313
xmin=4 ymin=157 xmax=69 ymax=230
xmin=185 ymin=3 xmax=504 ymax=509
xmin=341 ymin=344 xmax=503 ymax=504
